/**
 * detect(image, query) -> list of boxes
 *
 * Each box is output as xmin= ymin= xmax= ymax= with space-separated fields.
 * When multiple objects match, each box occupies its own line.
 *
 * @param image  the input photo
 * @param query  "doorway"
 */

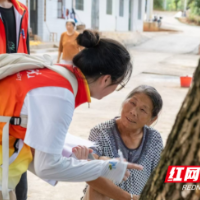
xmin=30 ymin=0 xmax=38 ymax=35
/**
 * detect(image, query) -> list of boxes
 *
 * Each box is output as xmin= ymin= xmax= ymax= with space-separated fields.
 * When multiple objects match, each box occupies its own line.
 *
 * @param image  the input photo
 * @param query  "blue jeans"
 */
xmin=15 ymin=172 xmax=27 ymax=200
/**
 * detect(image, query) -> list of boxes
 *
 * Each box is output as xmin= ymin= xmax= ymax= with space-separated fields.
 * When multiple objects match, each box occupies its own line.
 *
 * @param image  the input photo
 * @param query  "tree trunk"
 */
xmin=139 ymin=59 xmax=200 ymax=200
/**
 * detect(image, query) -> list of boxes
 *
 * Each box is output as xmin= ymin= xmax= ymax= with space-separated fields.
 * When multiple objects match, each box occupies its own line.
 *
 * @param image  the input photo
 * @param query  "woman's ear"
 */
xmin=149 ymin=116 xmax=158 ymax=126
xmin=100 ymin=75 xmax=112 ymax=87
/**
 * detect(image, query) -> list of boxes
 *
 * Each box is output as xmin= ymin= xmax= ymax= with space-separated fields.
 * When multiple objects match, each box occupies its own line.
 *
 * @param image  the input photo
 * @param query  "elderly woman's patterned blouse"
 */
xmin=87 ymin=118 xmax=163 ymax=195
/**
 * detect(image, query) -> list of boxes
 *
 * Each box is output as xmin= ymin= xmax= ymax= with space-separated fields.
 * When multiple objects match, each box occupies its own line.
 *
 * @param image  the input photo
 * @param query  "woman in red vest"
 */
xmin=0 ymin=30 xmax=143 ymax=200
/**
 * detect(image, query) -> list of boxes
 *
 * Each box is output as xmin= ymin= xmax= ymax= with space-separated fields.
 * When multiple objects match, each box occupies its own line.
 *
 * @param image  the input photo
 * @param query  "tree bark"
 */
xmin=139 ymin=59 xmax=200 ymax=200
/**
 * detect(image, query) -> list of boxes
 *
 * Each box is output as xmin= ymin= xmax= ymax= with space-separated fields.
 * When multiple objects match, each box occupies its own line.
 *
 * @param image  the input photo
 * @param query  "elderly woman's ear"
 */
xmin=149 ymin=115 xmax=158 ymax=126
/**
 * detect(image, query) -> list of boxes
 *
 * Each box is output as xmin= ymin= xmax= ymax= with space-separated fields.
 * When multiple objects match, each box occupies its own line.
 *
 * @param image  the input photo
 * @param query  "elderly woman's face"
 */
xmin=120 ymin=93 xmax=155 ymax=130
xmin=66 ymin=22 xmax=74 ymax=32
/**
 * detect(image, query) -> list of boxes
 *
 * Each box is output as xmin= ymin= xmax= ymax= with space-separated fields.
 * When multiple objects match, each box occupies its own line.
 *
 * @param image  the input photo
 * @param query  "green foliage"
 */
xmin=165 ymin=0 xmax=192 ymax=11
xmin=188 ymin=0 xmax=195 ymax=5
xmin=165 ymin=0 xmax=183 ymax=11
xmin=154 ymin=0 xmax=200 ymax=15
xmin=154 ymin=0 xmax=164 ymax=10
xmin=190 ymin=0 xmax=200 ymax=16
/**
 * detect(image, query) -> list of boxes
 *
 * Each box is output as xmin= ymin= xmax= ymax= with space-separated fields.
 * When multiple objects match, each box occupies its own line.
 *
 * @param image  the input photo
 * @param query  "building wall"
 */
xmin=74 ymin=0 xmax=92 ymax=29
xmin=19 ymin=0 xmax=146 ymax=41
xmin=131 ymin=0 xmax=145 ymax=31
xmin=37 ymin=0 xmax=44 ymax=40
xmin=116 ymin=0 xmax=129 ymax=31
xmin=43 ymin=0 xmax=92 ymax=42
xmin=99 ymin=0 xmax=116 ymax=31
xmin=43 ymin=0 xmax=67 ymax=42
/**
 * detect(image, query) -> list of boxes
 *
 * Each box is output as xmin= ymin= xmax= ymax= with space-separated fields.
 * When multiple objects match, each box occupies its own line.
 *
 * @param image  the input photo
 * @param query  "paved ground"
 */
xmin=27 ymin=12 xmax=200 ymax=200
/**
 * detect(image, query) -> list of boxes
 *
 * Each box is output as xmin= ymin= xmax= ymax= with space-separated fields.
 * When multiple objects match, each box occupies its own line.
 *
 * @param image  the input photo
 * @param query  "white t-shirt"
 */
xmin=20 ymin=86 xmax=128 ymax=184
xmin=21 ymin=86 xmax=75 ymax=154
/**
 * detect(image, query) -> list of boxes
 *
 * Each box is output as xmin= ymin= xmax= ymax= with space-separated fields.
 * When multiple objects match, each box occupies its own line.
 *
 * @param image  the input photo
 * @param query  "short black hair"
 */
xmin=73 ymin=30 xmax=132 ymax=88
xmin=66 ymin=21 xmax=75 ymax=27
xmin=126 ymin=85 xmax=163 ymax=118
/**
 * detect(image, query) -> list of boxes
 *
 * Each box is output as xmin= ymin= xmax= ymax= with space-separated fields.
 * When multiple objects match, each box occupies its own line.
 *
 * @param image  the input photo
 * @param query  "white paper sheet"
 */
xmin=44 ymin=133 xmax=97 ymax=186
xmin=62 ymin=133 xmax=96 ymax=157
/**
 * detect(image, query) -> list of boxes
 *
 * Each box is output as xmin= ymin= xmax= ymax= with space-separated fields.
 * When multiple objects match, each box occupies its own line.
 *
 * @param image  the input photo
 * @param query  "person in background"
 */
xmin=57 ymin=18 xmax=80 ymax=64
xmin=0 ymin=0 xmax=29 ymax=54
xmin=73 ymin=85 xmax=163 ymax=200
xmin=0 ymin=0 xmax=29 ymax=200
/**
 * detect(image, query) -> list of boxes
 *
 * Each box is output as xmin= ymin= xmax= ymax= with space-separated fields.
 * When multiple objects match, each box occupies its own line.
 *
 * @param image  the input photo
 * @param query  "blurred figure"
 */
xmin=57 ymin=19 xmax=80 ymax=64
xmin=0 ymin=0 xmax=29 ymax=54
xmin=0 ymin=0 xmax=29 ymax=200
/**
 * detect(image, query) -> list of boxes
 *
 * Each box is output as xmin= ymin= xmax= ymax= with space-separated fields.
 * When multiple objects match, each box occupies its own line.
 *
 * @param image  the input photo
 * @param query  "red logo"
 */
xmin=165 ymin=166 xmax=200 ymax=183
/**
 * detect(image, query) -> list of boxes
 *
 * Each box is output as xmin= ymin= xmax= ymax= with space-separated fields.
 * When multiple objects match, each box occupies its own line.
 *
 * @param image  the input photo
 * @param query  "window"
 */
xmin=138 ymin=0 xmax=142 ymax=20
xmin=57 ymin=0 xmax=64 ymax=18
xmin=119 ymin=0 xmax=124 ymax=17
xmin=106 ymin=0 xmax=112 ymax=15
xmin=76 ymin=0 xmax=84 ymax=10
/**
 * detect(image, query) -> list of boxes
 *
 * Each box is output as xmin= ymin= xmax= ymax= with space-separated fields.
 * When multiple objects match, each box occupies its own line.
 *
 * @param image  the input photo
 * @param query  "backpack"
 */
xmin=0 ymin=53 xmax=78 ymax=200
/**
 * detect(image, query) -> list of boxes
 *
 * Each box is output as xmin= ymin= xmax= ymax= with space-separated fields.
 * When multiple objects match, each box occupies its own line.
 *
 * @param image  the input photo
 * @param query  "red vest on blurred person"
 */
xmin=0 ymin=0 xmax=29 ymax=54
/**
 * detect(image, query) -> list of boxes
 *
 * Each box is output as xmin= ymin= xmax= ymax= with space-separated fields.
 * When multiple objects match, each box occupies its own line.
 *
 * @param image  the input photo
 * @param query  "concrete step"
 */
xmin=30 ymin=42 xmax=59 ymax=50
xmin=100 ymin=31 xmax=150 ymax=47
xmin=30 ymin=47 xmax=58 ymax=54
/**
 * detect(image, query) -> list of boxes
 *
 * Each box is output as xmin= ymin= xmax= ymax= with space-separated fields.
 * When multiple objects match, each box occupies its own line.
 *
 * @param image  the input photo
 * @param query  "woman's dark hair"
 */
xmin=73 ymin=30 xmax=132 ymax=88
xmin=66 ymin=21 xmax=75 ymax=27
xmin=126 ymin=85 xmax=163 ymax=118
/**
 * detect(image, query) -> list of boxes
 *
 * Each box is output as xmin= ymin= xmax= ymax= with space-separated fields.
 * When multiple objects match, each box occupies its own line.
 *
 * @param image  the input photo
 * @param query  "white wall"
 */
xmin=99 ymin=0 xmax=116 ymax=31
xmin=43 ymin=0 xmax=67 ymax=42
xmin=66 ymin=0 xmax=72 ymax=10
xmin=74 ymin=0 xmax=92 ymax=29
xmin=38 ymin=0 xmax=44 ymax=40
xmin=116 ymin=0 xmax=129 ymax=31
xmin=130 ymin=0 xmax=145 ymax=31
xmin=43 ymin=0 xmax=92 ymax=42
xmin=19 ymin=0 xmax=146 ymax=41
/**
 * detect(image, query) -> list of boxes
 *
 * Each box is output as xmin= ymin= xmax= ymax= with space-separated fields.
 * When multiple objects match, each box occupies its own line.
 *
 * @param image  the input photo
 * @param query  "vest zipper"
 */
xmin=0 ymin=13 xmax=2 ymax=21
xmin=17 ymin=10 xmax=26 ymax=51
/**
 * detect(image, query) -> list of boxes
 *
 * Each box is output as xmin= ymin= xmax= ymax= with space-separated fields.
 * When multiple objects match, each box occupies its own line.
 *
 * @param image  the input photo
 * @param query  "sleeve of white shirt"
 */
xmin=34 ymin=150 xmax=127 ymax=184
xmin=22 ymin=87 xmax=75 ymax=154
xmin=23 ymin=87 xmax=127 ymax=184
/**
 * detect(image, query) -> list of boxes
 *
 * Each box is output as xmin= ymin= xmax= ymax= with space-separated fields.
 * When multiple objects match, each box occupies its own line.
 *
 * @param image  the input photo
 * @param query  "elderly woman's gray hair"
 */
xmin=126 ymin=85 xmax=163 ymax=118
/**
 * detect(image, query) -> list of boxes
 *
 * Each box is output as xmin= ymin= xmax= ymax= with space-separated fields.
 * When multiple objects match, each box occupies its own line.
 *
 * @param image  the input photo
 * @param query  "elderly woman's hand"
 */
xmin=123 ymin=169 xmax=131 ymax=182
xmin=132 ymin=195 xmax=140 ymax=200
xmin=72 ymin=146 xmax=93 ymax=160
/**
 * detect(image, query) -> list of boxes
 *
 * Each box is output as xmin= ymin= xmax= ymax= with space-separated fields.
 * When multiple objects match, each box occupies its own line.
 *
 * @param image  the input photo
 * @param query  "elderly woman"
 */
xmin=57 ymin=18 xmax=80 ymax=64
xmin=73 ymin=85 xmax=163 ymax=199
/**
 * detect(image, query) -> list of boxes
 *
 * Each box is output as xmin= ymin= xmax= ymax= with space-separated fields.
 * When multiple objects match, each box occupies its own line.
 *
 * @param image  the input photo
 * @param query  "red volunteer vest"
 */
xmin=0 ymin=65 xmax=91 ymax=189
xmin=0 ymin=0 xmax=29 ymax=54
